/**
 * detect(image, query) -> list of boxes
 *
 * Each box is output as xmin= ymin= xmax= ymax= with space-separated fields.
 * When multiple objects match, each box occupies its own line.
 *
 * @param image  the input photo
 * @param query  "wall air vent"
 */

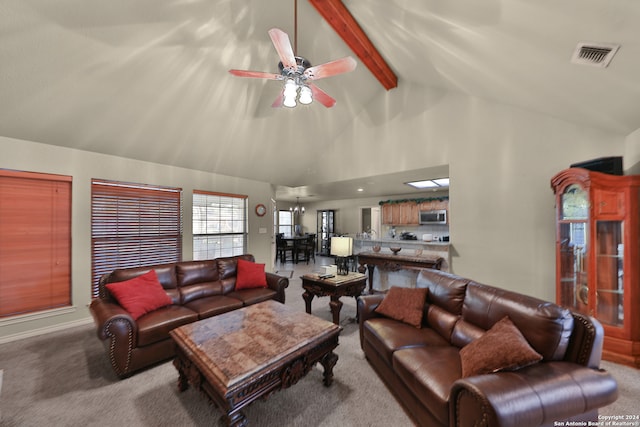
xmin=571 ymin=42 xmax=620 ymax=68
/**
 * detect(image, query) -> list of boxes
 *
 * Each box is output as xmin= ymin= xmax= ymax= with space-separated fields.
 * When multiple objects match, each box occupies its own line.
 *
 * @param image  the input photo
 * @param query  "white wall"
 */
xmin=0 ymin=136 xmax=275 ymax=340
xmin=313 ymin=84 xmax=626 ymax=301
xmin=625 ymin=128 xmax=640 ymax=174
xmin=1 ymin=82 xmax=631 ymax=339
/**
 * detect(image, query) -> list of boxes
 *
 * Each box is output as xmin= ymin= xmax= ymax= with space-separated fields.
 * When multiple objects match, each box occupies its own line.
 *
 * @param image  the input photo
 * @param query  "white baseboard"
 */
xmin=0 ymin=317 xmax=93 ymax=345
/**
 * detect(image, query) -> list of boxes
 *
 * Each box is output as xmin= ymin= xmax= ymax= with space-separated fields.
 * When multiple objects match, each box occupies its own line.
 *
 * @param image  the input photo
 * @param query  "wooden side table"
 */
xmin=301 ymin=272 xmax=367 ymax=325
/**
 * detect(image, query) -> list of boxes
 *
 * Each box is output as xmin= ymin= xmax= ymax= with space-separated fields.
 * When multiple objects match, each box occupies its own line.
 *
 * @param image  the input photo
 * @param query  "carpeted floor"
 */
xmin=0 ymin=258 xmax=637 ymax=426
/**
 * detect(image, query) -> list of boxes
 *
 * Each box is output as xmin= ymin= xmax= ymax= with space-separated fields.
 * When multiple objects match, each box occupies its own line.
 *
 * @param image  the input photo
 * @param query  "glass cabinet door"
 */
xmin=595 ymin=221 xmax=624 ymax=326
xmin=558 ymin=184 xmax=589 ymax=312
xmin=317 ymin=210 xmax=335 ymax=256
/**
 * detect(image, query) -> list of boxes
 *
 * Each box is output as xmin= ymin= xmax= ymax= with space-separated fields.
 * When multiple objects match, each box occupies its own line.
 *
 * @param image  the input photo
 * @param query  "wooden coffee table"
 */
xmin=169 ymin=300 xmax=341 ymax=427
xmin=301 ymin=272 xmax=367 ymax=325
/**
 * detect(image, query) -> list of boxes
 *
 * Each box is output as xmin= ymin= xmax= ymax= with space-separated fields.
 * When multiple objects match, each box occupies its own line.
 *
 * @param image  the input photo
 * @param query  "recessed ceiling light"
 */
xmin=357 ymin=188 xmax=364 ymax=192
xmin=405 ymin=178 xmax=450 ymax=189
xmin=405 ymin=180 xmax=438 ymax=189
xmin=433 ymin=178 xmax=449 ymax=187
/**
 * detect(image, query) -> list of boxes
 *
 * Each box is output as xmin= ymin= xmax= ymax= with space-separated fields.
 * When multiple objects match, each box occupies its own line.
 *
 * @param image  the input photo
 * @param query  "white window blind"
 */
xmin=91 ymin=179 xmax=182 ymax=297
xmin=193 ymin=191 xmax=247 ymax=260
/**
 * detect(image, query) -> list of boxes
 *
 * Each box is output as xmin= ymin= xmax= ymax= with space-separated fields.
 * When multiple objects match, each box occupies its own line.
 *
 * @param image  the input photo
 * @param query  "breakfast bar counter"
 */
xmin=356 ymin=252 xmax=444 ymax=294
xmin=353 ymin=238 xmax=450 ymax=271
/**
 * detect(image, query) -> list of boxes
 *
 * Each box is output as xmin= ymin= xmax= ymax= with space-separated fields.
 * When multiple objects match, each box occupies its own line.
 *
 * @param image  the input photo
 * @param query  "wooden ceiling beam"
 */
xmin=308 ymin=0 xmax=398 ymax=90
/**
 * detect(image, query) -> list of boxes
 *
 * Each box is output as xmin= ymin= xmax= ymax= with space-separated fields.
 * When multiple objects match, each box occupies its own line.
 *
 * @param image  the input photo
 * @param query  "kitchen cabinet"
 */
xmin=401 ymin=203 xmax=419 ymax=225
xmin=381 ymin=203 xmax=395 ymax=225
xmin=551 ymin=168 xmax=640 ymax=368
xmin=419 ymin=200 xmax=448 ymax=212
xmin=381 ymin=202 xmax=418 ymax=225
xmin=381 ymin=199 xmax=450 ymax=225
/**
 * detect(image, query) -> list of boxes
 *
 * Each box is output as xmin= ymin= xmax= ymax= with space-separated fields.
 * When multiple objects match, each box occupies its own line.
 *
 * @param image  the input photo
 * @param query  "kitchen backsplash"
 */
xmin=381 ymin=224 xmax=449 ymax=240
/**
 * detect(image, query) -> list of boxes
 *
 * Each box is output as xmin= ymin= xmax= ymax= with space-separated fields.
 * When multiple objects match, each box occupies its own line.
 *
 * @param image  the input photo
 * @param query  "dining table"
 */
xmin=282 ymin=235 xmax=312 ymax=263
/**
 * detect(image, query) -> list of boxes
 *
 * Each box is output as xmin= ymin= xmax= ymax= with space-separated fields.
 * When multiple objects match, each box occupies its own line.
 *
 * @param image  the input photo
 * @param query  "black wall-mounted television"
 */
xmin=570 ymin=156 xmax=623 ymax=175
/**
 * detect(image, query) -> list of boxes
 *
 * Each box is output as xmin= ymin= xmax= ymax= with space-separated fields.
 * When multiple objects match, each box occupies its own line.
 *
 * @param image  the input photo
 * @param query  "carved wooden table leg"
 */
xmin=223 ymin=411 xmax=248 ymax=427
xmin=173 ymin=358 xmax=190 ymax=391
xmin=177 ymin=370 xmax=189 ymax=392
xmin=320 ymin=350 xmax=339 ymax=386
xmin=302 ymin=290 xmax=315 ymax=314
xmin=329 ymin=296 xmax=343 ymax=325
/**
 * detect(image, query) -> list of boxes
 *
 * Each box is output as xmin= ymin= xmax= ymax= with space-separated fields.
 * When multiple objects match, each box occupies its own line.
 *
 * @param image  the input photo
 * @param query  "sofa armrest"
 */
xmin=450 ymin=362 xmax=618 ymax=427
xmin=357 ymin=294 xmax=385 ymax=321
xmin=89 ymin=298 xmax=137 ymax=377
xmin=357 ymin=294 xmax=385 ymax=348
xmin=564 ymin=312 xmax=604 ymax=368
xmin=266 ymin=272 xmax=289 ymax=304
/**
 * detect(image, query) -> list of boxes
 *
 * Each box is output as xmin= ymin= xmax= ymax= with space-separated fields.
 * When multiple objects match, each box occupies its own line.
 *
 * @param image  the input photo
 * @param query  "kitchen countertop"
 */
xmin=354 ymin=238 xmax=451 ymax=273
xmin=354 ymin=238 xmax=450 ymax=247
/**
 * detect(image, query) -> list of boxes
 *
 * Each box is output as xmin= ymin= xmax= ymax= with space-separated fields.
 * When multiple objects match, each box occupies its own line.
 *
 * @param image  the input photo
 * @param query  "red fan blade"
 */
xmin=271 ymin=91 xmax=284 ymax=108
xmin=303 ymin=56 xmax=357 ymax=81
xmin=268 ymin=28 xmax=297 ymax=71
xmin=228 ymin=69 xmax=282 ymax=80
xmin=309 ymin=83 xmax=336 ymax=108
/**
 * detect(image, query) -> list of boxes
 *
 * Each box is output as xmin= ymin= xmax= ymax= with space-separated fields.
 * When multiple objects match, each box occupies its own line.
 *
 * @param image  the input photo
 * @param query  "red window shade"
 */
xmin=0 ymin=170 xmax=72 ymax=317
xmin=91 ymin=179 xmax=183 ymax=298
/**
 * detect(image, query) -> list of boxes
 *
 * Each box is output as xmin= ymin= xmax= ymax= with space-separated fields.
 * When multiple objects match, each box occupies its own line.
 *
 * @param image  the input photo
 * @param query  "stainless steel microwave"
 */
xmin=420 ymin=210 xmax=447 ymax=225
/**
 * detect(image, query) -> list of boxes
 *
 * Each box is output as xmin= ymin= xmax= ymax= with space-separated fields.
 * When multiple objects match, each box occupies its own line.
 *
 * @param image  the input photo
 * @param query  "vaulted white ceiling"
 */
xmin=2 ymin=0 xmax=639 ymax=200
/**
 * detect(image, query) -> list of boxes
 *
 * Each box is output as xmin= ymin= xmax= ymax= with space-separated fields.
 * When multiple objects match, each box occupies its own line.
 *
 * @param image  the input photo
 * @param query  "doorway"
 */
xmin=360 ymin=206 xmax=381 ymax=239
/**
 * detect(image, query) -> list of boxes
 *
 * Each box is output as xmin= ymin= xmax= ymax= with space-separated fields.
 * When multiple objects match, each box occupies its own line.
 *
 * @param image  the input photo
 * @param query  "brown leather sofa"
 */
xmin=357 ymin=268 xmax=618 ymax=427
xmin=90 ymin=254 xmax=289 ymax=378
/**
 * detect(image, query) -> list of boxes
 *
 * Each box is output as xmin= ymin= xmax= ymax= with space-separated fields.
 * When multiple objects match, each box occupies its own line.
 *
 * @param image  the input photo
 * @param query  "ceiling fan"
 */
xmin=229 ymin=9 xmax=357 ymax=109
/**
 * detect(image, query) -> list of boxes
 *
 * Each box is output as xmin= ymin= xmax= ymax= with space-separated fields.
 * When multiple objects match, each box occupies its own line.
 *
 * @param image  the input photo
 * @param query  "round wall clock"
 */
xmin=255 ymin=204 xmax=267 ymax=217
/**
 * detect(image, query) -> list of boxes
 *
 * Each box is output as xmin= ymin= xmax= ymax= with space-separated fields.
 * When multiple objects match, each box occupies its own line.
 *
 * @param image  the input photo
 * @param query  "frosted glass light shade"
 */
xmin=299 ymin=86 xmax=313 ymax=105
xmin=283 ymin=95 xmax=297 ymax=108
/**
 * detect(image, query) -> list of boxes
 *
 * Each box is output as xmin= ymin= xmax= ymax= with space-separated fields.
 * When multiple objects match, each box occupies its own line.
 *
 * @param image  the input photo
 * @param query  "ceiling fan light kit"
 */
xmin=229 ymin=26 xmax=356 ymax=109
xmin=280 ymin=57 xmax=315 ymax=108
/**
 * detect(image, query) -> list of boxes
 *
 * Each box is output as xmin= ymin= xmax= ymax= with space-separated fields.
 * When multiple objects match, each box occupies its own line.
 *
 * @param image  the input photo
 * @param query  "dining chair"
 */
xmin=296 ymin=234 xmax=316 ymax=264
xmin=276 ymin=234 xmax=294 ymax=263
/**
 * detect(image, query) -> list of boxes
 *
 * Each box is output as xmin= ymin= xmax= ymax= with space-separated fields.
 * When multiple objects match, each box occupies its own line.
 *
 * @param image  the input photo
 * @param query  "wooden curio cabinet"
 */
xmin=551 ymin=168 xmax=640 ymax=368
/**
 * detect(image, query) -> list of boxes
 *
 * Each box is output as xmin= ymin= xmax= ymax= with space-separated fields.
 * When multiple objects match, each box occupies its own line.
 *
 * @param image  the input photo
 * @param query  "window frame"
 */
xmin=278 ymin=210 xmax=294 ymax=236
xmin=192 ymin=190 xmax=248 ymax=260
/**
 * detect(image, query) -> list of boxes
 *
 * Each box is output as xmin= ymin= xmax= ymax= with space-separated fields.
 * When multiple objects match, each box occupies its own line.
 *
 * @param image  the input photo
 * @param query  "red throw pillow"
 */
xmin=106 ymin=270 xmax=172 ymax=320
xmin=235 ymin=259 xmax=268 ymax=290
xmin=375 ymin=286 xmax=428 ymax=328
xmin=459 ymin=316 xmax=543 ymax=377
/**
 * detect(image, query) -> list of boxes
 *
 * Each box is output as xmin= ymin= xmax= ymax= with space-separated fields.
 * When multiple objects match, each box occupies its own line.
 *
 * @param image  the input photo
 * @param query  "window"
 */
xmin=278 ymin=210 xmax=293 ymax=236
xmin=193 ymin=191 xmax=247 ymax=260
xmin=91 ymin=179 xmax=182 ymax=297
xmin=0 ymin=170 xmax=71 ymax=317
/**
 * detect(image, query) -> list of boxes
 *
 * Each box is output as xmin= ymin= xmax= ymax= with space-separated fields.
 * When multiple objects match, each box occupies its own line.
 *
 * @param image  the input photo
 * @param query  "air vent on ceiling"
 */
xmin=571 ymin=42 xmax=620 ymax=68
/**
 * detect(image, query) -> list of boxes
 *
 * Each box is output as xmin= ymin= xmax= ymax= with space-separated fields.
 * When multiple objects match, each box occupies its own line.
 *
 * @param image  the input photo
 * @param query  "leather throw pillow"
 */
xmin=106 ymin=270 xmax=172 ymax=320
xmin=459 ymin=316 xmax=543 ymax=377
xmin=235 ymin=258 xmax=268 ymax=290
xmin=375 ymin=286 xmax=428 ymax=328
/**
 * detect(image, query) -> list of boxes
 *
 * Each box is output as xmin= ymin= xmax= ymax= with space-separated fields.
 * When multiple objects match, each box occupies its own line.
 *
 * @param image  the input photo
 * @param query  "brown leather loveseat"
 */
xmin=90 ymin=254 xmax=289 ymax=378
xmin=357 ymin=268 xmax=618 ymax=427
